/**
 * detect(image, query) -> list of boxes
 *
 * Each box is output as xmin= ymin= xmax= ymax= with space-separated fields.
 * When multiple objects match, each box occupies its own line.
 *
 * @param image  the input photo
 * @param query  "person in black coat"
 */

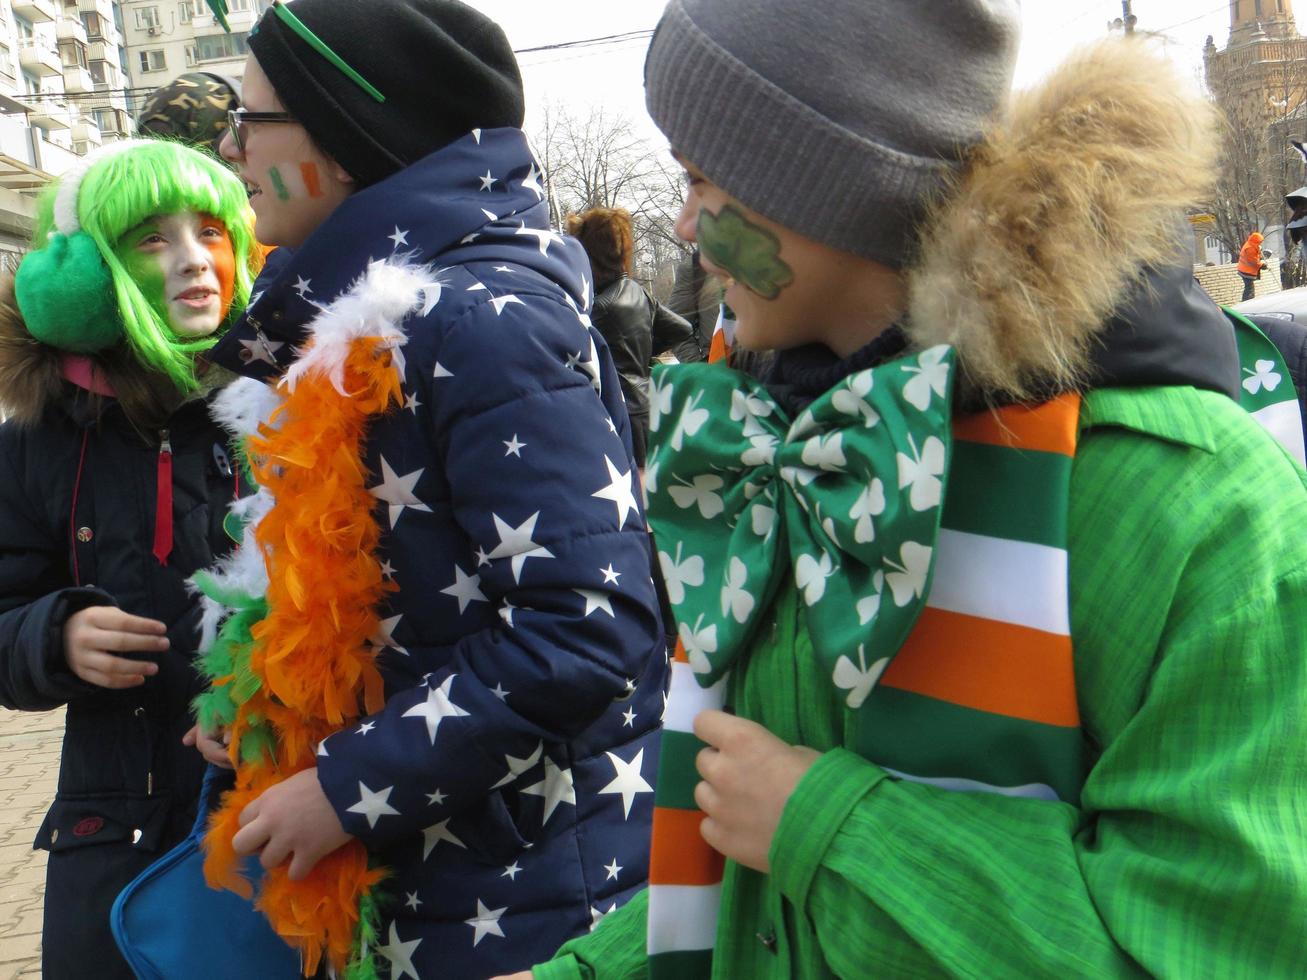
xmin=0 ymin=139 xmax=260 ymax=979
xmin=566 ymin=207 xmax=702 ymax=466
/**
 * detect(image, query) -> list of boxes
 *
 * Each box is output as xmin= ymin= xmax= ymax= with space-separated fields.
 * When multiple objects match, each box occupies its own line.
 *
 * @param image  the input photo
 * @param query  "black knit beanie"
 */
xmin=248 ymin=0 xmax=525 ymax=187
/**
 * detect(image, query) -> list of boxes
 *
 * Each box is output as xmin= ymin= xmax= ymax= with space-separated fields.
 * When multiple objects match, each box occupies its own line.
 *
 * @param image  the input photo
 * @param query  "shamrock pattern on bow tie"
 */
xmin=645 ymin=346 xmax=956 ymax=704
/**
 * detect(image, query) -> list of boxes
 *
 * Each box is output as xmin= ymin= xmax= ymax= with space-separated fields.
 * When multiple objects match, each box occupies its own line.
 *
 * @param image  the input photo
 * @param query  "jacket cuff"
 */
xmin=770 ymin=748 xmax=885 ymax=910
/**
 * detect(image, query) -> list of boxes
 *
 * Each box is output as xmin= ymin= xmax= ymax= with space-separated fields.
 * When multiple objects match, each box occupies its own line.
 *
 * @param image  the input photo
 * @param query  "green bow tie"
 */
xmin=645 ymin=345 xmax=956 ymax=698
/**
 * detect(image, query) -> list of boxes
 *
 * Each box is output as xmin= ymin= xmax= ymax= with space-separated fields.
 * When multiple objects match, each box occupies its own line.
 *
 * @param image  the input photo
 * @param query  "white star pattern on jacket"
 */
xmin=490 ymin=742 xmax=543 ymax=789
xmin=486 ymin=512 xmax=554 ymax=583
xmin=592 ymin=456 xmax=640 ymax=528
xmin=574 ymin=588 xmax=615 ymax=618
xmin=369 ymin=457 xmax=432 ymax=528
xmin=465 ymin=899 xmax=508 ymax=947
xmin=522 ymin=755 xmax=576 ymax=824
xmin=597 ymin=747 xmax=653 ymax=819
xmin=441 ymin=563 xmax=487 ymax=613
xmin=421 ymin=817 xmax=467 ymax=859
xmin=370 ymin=614 xmax=407 ymax=656
xmin=401 ymin=674 xmax=469 ymax=744
xmin=376 ymin=922 xmax=421 ymax=979
xmin=346 ymin=782 xmax=399 ymax=828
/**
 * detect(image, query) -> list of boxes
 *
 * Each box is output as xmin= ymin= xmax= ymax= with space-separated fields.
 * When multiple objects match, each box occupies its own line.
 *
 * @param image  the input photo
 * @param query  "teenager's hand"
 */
xmin=62 ymin=606 xmax=169 ymax=689
xmin=232 ymin=768 xmax=352 ymax=880
xmin=693 ymin=710 xmax=821 ymax=874
xmin=182 ymin=724 xmax=234 ymax=769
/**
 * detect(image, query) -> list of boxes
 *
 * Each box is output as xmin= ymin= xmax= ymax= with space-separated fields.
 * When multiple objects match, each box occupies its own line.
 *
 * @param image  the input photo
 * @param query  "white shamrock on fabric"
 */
xmin=751 ymin=502 xmax=777 ymax=539
xmin=669 ymin=392 xmax=710 ymax=450
xmin=832 ymin=643 xmax=890 ymax=709
xmin=856 ymin=570 xmax=885 ymax=625
xmin=902 ymin=346 xmax=951 ymax=412
xmin=658 ymin=542 xmax=705 ymax=605
xmin=1243 ymin=359 xmax=1283 ymax=395
xmin=885 ymin=542 xmax=932 ymax=607
xmin=679 ymin=615 xmax=719 ymax=674
xmin=720 ymin=557 xmax=756 ymax=623
xmin=730 ymin=388 xmax=774 ymax=423
xmin=742 ymin=433 xmax=779 ymax=467
xmin=795 ymin=551 xmax=835 ymax=606
xmin=849 ymin=478 xmax=886 ymax=544
xmin=830 ymin=372 xmax=881 ymax=428
xmin=779 ymin=465 xmax=820 ymax=489
xmin=790 ymin=407 xmax=818 ymax=440
xmin=800 ymin=432 xmax=847 ymax=472
xmin=643 ymin=456 xmax=661 ymax=495
xmin=896 ymin=435 xmax=946 ymax=512
xmin=647 ymin=375 xmax=674 ymax=431
xmin=669 ymin=474 xmax=726 ymax=518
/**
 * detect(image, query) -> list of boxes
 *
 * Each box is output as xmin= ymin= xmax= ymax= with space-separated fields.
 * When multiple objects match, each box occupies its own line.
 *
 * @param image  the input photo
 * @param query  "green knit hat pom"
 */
xmin=15 ymin=231 xmax=121 ymax=353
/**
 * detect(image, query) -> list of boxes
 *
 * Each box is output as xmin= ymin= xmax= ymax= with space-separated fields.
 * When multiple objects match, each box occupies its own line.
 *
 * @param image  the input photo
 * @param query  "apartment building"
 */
xmin=0 ymin=0 xmax=132 ymax=264
xmin=121 ymin=0 xmax=271 ymax=103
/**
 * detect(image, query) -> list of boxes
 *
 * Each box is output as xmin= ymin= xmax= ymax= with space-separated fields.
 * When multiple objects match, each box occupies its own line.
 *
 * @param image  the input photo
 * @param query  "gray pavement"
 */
xmin=0 ymin=707 xmax=62 ymax=979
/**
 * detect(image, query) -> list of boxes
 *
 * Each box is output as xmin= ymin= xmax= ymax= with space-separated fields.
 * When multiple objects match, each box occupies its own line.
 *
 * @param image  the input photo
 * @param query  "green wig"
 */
xmin=17 ymin=138 xmax=260 ymax=393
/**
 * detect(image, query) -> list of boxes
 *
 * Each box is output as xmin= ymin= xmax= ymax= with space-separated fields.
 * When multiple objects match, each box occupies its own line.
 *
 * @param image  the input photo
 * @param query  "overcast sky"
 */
xmin=462 ymin=0 xmax=1237 ymax=145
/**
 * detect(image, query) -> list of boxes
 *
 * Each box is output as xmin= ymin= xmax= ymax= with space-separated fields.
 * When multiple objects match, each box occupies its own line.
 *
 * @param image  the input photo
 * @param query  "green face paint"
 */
xmin=267 ymin=166 xmax=292 ymax=201
xmin=697 ymin=204 xmax=795 ymax=301
xmin=113 ymin=222 xmax=170 ymax=323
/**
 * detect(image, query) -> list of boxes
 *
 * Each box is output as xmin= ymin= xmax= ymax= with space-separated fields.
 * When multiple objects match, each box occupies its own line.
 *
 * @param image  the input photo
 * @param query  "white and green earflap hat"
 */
xmin=15 ymin=138 xmax=157 ymax=353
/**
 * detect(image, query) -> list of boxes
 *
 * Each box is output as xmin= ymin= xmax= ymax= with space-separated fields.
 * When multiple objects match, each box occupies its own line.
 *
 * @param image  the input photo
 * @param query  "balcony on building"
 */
xmin=62 ymin=64 xmax=92 ymax=93
xmin=70 ymin=116 xmax=100 ymax=146
xmin=18 ymin=37 xmax=62 ymax=77
xmin=56 ymin=16 xmax=88 ymax=46
xmin=87 ymin=38 xmax=112 ymax=64
xmin=11 ymin=0 xmax=56 ymax=25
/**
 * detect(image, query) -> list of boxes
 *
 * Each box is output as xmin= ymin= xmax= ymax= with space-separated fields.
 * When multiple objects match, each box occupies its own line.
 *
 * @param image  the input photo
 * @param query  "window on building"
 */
xmin=1255 ymin=0 xmax=1263 ymax=15
xmin=81 ymin=11 xmax=104 ymax=38
xmin=14 ymin=15 xmax=32 ymax=40
xmin=180 ymin=1 xmax=194 ymax=23
xmin=0 ymin=43 xmax=13 ymax=78
xmin=60 ymin=41 xmax=88 ymax=70
xmin=135 ymin=6 xmax=160 ymax=30
xmin=138 ymin=48 xmax=166 ymax=72
xmin=88 ymin=59 xmax=107 ymax=84
xmin=230 ymin=0 xmax=250 ymax=10
xmin=196 ymin=31 xmax=249 ymax=62
xmin=21 ymin=70 xmax=40 ymax=98
xmin=184 ymin=44 xmax=197 ymax=66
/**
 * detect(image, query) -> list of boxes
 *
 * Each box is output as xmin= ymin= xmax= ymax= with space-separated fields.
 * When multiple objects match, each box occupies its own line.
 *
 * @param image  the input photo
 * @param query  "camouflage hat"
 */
xmin=136 ymin=72 xmax=242 ymax=155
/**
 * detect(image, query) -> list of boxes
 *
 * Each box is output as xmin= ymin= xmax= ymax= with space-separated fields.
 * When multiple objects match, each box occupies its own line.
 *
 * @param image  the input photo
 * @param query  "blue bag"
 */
xmin=110 ymin=766 xmax=301 ymax=979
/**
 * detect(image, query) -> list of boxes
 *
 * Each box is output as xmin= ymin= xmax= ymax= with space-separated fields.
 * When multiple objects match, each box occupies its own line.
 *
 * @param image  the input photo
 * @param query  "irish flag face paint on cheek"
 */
xmin=200 ymin=218 xmax=236 ymax=320
xmin=267 ymin=162 xmax=326 ymax=201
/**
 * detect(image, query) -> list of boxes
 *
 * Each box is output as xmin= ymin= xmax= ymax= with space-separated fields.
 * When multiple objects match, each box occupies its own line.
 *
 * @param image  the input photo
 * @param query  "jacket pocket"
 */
xmin=35 ymin=792 xmax=172 ymax=855
xmin=457 ymin=788 xmax=530 ymax=866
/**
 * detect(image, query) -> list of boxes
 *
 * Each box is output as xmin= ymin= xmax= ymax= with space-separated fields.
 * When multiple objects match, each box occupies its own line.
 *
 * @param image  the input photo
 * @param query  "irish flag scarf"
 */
xmin=1226 ymin=309 xmax=1306 ymax=466
xmin=643 ymin=347 xmax=1084 ymax=976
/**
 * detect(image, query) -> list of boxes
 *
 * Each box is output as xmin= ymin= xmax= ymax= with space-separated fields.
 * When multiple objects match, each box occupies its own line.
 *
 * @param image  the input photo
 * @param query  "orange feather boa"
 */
xmin=202 ymin=336 xmax=400 ymax=976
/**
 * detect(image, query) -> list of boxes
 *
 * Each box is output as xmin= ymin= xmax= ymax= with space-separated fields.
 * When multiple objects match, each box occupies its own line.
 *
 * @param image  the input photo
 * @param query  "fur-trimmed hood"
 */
xmin=906 ymin=39 xmax=1230 ymax=403
xmin=0 ymin=273 xmax=67 ymax=425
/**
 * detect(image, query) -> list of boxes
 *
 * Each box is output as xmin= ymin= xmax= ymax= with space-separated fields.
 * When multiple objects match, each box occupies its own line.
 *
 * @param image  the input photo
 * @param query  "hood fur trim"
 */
xmin=0 ymin=274 xmax=63 ymax=426
xmin=905 ymin=39 xmax=1218 ymax=402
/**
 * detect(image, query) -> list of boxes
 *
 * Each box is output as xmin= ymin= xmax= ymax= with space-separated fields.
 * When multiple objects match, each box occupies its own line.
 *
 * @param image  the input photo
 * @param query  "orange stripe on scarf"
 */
xmin=203 ymin=336 xmax=401 ymax=976
xmin=952 ymin=392 xmax=1080 ymax=456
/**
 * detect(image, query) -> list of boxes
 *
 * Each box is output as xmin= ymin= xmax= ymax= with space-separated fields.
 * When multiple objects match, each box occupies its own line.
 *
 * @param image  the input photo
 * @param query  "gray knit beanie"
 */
xmin=645 ymin=0 xmax=1021 ymax=268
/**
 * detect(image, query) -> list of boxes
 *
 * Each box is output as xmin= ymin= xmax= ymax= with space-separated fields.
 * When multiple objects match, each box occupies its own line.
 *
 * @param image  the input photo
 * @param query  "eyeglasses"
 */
xmin=226 ymin=107 xmax=297 ymax=155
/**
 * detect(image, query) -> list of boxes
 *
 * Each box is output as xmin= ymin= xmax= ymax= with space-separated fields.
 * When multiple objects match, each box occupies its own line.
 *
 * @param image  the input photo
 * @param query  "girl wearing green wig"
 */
xmin=0 ymin=138 xmax=261 ymax=979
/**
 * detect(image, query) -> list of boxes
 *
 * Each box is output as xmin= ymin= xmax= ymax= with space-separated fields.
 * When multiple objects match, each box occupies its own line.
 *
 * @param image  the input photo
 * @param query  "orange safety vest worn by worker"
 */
xmin=1238 ymin=232 xmax=1265 ymax=277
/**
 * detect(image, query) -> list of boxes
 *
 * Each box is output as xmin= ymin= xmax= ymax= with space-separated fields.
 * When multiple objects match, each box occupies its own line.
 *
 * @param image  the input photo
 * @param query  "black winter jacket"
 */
xmin=0 ymin=305 xmax=242 ymax=872
xmin=590 ymin=276 xmax=700 ymax=419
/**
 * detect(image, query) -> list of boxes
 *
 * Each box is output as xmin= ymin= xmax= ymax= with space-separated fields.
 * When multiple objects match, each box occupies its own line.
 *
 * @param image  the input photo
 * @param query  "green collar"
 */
xmin=1081 ymin=386 xmax=1219 ymax=454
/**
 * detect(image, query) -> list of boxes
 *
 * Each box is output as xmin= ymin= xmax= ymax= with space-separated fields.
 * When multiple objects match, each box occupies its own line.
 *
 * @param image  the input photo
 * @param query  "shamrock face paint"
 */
xmin=697 ymin=204 xmax=795 ymax=301
xmin=115 ymin=211 xmax=235 ymax=339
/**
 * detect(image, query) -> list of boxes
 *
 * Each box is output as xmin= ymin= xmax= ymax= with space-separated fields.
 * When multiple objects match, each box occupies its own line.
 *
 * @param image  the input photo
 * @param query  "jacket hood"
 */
xmin=905 ymin=39 xmax=1228 ymax=404
xmin=211 ymin=127 xmax=590 ymax=378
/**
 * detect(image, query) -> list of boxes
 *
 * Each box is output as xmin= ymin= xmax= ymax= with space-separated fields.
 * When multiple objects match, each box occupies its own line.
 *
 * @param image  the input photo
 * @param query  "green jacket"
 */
xmin=536 ymin=386 xmax=1307 ymax=979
